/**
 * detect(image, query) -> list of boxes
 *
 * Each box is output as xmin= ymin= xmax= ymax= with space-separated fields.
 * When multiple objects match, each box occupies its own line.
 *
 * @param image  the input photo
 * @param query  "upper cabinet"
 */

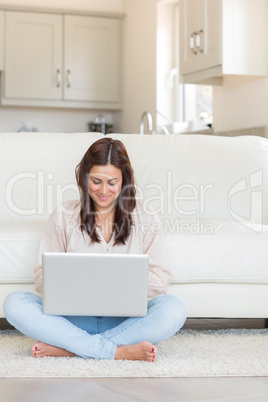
xmin=64 ymin=15 xmax=120 ymax=103
xmin=180 ymin=0 xmax=221 ymax=77
xmin=2 ymin=10 xmax=122 ymax=109
xmin=180 ymin=0 xmax=268 ymax=84
xmin=5 ymin=12 xmax=62 ymax=100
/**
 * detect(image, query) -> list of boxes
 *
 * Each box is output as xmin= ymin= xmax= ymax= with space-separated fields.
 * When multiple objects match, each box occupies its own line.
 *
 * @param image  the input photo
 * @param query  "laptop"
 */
xmin=42 ymin=252 xmax=149 ymax=317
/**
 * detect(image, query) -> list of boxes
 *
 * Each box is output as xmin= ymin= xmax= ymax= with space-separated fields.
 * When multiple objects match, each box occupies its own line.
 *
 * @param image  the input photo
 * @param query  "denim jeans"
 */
xmin=3 ymin=291 xmax=187 ymax=359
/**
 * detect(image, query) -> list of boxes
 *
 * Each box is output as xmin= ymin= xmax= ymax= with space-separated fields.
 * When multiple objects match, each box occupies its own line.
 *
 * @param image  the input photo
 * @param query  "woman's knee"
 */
xmin=165 ymin=294 xmax=188 ymax=319
xmin=154 ymin=294 xmax=188 ymax=332
xmin=150 ymin=293 xmax=187 ymax=315
xmin=147 ymin=294 xmax=187 ymax=341
xmin=4 ymin=291 xmax=23 ymax=315
xmin=3 ymin=291 xmax=41 ymax=322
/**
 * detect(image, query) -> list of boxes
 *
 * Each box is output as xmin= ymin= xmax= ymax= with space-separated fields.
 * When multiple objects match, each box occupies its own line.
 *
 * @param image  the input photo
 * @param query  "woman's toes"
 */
xmin=146 ymin=351 xmax=156 ymax=362
xmin=32 ymin=342 xmax=41 ymax=357
xmin=32 ymin=343 xmax=37 ymax=353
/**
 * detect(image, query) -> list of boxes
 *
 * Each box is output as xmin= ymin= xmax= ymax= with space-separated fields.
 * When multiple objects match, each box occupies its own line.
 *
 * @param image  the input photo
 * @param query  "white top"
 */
xmin=34 ymin=200 xmax=171 ymax=298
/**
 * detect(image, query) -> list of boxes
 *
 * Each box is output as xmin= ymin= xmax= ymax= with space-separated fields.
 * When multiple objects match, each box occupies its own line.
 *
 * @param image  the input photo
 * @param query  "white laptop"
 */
xmin=42 ymin=252 xmax=149 ymax=317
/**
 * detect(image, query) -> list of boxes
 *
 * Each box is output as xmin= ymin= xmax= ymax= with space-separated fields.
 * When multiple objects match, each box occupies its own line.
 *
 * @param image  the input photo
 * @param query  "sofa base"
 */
xmin=1 ymin=282 xmax=268 ymax=319
xmin=168 ymin=283 xmax=268 ymax=319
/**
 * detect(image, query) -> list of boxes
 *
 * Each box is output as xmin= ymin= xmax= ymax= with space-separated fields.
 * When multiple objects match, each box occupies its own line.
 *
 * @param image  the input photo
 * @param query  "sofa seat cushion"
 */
xmin=0 ymin=220 xmax=46 ymax=283
xmin=2 ymin=219 xmax=268 ymax=286
xmin=165 ymin=221 xmax=268 ymax=285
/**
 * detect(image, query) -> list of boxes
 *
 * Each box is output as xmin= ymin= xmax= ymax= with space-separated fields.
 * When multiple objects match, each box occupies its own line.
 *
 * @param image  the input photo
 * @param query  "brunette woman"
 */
xmin=4 ymin=138 xmax=187 ymax=361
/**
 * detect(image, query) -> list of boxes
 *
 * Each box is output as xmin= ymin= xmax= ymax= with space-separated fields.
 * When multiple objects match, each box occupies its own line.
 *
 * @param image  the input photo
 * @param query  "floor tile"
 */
xmin=1 ymin=375 xmax=268 ymax=402
xmin=255 ymin=377 xmax=268 ymax=385
xmin=92 ymin=377 xmax=268 ymax=402
xmin=0 ymin=378 xmax=126 ymax=402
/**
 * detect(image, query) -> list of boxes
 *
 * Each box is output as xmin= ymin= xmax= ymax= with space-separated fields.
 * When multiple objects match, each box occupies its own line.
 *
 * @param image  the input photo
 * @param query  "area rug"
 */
xmin=1 ymin=328 xmax=268 ymax=377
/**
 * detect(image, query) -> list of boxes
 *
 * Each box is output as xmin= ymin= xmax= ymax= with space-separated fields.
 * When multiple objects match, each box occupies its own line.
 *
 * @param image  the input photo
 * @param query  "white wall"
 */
xmin=115 ymin=0 xmax=157 ymax=134
xmin=156 ymin=2 xmax=176 ymax=127
xmin=0 ymin=107 xmax=114 ymax=133
xmin=213 ymin=76 xmax=268 ymax=132
xmin=0 ymin=0 xmax=124 ymax=133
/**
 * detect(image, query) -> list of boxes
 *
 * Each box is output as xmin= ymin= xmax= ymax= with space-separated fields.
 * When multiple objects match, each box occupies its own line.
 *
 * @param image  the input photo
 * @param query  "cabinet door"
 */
xmin=64 ymin=15 xmax=120 ymax=102
xmin=199 ymin=0 xmax=222 ymax=71
xmin=5 ymin=12 xmax=62 ymax=99
xmin=180 ymin=0 xmax=221 ymax=76
xmin=180 ymin=0 xmax=203 ymax=75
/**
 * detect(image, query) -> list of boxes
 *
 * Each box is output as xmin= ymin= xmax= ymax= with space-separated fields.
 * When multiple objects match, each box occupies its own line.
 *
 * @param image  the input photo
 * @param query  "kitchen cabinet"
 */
xmin=64 ymin=15 xmax=120 ymax=103
xmin=180 ymin=0 xmax=268 ymax=84
xmin=180 ymin=0 xmax=221 ymax=78
xmin=2 ymin=11 xmax=121 ymax=109
xmin=5 ymin=12 xmax=62 ymax=100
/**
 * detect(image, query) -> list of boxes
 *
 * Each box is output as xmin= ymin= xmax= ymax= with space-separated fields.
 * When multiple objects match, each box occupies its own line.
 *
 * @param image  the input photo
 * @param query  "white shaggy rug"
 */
xmin=1 ymin=328 xmax=268 ymax=377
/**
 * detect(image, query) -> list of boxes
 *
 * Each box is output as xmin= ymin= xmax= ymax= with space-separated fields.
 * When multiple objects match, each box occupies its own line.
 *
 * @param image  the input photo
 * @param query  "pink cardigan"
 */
xmin=34 ymin=200 xmax=171 ymax=298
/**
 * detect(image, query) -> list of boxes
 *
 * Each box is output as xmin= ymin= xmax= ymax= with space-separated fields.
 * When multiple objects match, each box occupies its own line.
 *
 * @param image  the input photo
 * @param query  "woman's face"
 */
xmin=88 ymin=164 xmax=123 ymax=213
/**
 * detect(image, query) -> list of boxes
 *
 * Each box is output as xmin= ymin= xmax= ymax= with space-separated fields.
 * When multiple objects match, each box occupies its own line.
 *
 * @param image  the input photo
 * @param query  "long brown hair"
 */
xmin=75 ymin=138 xmax=136 ymax=245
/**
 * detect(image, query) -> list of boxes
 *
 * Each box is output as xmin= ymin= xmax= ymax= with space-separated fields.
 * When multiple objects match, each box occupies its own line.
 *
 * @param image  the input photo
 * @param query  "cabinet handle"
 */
xmin=196 ymin=30 xmax=203 ymax=53
xmin=66 ymin=70 xmax=72 ymax=88
xmin=190 ymin=32 xmax=198 ymax=55
xmin=56 ymin=69 xmax=61 ymax=88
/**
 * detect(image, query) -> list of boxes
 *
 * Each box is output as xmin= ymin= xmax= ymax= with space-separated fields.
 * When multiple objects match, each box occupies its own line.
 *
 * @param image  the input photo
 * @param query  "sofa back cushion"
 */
xmin=0 ymin=132 xmax=103 ymax=220
xmin=109 ymin=133 xmax=268 ymax=227
xmin=1 ymin=132 xmax=268 ymax=226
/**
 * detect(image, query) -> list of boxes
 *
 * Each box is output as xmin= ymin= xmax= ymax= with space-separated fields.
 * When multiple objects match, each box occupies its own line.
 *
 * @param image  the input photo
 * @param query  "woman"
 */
xmin=4 ymin=138 xmax=187 ymax=362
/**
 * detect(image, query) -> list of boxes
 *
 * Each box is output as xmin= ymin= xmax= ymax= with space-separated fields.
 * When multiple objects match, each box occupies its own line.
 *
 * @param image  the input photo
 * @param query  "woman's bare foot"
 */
xmin=32 ymin=341 xmax=76 ymax=358
xmin=115 ymin=341 xmax=158 ymax=362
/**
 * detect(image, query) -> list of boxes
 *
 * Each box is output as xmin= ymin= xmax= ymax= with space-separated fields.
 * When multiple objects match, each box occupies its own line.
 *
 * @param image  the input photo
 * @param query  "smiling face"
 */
xmin=88 ymin=164 xmax=123 ymax=213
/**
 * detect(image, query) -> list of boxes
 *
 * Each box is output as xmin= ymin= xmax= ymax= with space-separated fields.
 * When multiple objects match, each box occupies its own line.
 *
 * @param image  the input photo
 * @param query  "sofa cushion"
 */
xmin=0 ymin=132 xmax=103 ymax=221
xmin=109 ymin=134 xmax=268 ymax=225
xmin=2 ymin=132 xmax=268 ymax=226
xmin=0 ymin=221 xmax=45 ymax=282
xmin=2 ymin=219 xmax=267 ymax=286
xmin=165 ymin=221 xmax=268 ymax=285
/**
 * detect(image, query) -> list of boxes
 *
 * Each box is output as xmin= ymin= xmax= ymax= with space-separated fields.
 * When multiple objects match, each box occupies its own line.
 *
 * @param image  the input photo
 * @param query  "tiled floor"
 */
xmin=1 ymin=318 xmax=268 ymax=402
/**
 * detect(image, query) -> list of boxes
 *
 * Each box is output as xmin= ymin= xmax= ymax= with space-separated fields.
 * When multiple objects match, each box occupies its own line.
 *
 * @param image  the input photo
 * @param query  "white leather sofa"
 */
xmin=1 ymin=132 xmax=268 ymax=319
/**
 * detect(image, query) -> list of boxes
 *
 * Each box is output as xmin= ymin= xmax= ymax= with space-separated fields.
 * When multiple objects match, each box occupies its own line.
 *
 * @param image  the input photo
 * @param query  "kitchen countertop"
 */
xmin=212 ymin=126 xmax=268 ymax=138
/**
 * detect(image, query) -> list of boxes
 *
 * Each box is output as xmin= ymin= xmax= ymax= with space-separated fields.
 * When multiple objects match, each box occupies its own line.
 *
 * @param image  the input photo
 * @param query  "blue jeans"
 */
xmin=3 ymin=292 xmax=187 ymax=359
